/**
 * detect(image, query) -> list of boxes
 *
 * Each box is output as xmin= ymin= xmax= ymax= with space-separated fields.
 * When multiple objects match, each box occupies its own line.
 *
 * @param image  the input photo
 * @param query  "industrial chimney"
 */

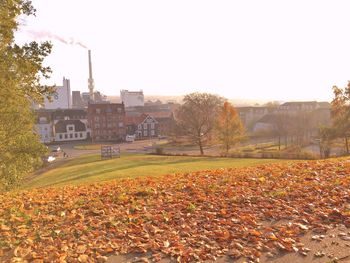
xmin=88 ymin=50 xmax=95 ymax=101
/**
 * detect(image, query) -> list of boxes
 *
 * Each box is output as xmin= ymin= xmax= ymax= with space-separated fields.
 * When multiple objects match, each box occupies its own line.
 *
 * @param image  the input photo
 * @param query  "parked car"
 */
xmin=126 ymin=135 xmax=135 ymax=142
xmin=42 ymin=155 xmax=56 ymax=164
xmin=51 ymin=145 xmax=61 ymax=156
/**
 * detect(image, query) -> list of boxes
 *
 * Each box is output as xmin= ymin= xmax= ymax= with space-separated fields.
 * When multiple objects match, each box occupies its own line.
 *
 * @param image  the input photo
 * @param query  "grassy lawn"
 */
xmin=23 ymin=154 xmax=288 ymax=189
xmin=73 ymin=144 xmax=102 ymax=150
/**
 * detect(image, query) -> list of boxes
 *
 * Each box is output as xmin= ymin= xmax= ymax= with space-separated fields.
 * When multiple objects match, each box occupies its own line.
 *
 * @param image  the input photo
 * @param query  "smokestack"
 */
xmin=88 ymin=50 xmax=95 ymax=101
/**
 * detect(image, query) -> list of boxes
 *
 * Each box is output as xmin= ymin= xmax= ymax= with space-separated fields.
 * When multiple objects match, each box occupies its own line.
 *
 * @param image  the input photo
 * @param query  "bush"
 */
xmin=154 ymin=147 xmax=165 ymax=155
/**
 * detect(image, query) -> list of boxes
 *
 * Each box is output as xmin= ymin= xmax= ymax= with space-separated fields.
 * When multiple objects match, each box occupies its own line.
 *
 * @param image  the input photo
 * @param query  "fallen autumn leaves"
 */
xmin=1 ymin=158 xmax=350 ymax=262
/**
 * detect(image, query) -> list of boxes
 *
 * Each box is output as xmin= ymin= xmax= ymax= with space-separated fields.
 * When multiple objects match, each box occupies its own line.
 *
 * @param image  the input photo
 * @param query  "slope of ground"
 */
xmin=23 ymin=154 xmax=285 ymax=189
xmin=1 ymin=158 xmax=350 ymax=262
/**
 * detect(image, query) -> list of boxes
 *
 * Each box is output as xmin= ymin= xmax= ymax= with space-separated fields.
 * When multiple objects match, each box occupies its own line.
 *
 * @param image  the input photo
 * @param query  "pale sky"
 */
xmin=15 ymin=0 xmax=350 ymax=101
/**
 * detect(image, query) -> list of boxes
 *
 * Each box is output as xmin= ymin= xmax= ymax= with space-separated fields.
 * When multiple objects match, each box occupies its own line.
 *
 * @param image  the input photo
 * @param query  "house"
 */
xmin=144 ymin=111 xmax=175 ymax=136
xmin=35 ymin=110 xmax=54 ymax=143
xmin=52 ymin=109 xmax=91 ymax=141
xmin=236 ymin=106 xmax=273 ymax=131
xmin=54 ymin=120 xmax=88 ymax=142
xmin=87 ymin=103 xmax=126 ymax=141
xmin=125 ymin=114 xmax=159 ymax=139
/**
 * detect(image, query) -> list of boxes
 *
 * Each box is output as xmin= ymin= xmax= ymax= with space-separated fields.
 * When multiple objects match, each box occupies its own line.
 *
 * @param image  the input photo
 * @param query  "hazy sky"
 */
xmin=15 ymin=0 xmax=350 ymax=101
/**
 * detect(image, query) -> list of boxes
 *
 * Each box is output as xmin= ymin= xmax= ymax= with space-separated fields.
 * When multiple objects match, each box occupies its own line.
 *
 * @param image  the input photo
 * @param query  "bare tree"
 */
xmin=175 ymin=93 xmax=224 ymax=155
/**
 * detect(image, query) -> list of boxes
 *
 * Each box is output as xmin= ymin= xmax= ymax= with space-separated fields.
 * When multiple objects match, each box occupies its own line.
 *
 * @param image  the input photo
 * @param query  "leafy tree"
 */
xmin=331 ymin=83 xmax=350 ymax=154
xmin=0 ymin=0 xmax=53 ymax=190
xmin=216 ymin=102 xmax=245 ymax=155
xmin=175 ymin=93 xmax=224 ymax=155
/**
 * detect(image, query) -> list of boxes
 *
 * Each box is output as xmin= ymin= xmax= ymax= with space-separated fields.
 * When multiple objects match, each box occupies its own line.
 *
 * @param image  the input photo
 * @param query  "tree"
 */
xmin=216 ymin=102 xmax=245 ymax=155
xmin=0 ymin=0 xmax=53 ymax=190
xmin=318 ymin=126 xmax=335 ymax=158
xmin=175 ymin=93 xmax=224 ymax=155
xmin=331 ymin=83 xmax=350 ymax=154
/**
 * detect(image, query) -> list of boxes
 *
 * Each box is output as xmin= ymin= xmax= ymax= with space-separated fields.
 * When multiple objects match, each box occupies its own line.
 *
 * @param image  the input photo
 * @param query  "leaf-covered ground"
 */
xmin=1 ymin=158 xmax=350 ymax=262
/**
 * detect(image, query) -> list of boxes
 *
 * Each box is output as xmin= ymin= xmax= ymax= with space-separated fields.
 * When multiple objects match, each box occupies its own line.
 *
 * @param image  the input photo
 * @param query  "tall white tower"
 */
xmin=88 ymin=50 xmax=95 ymax=101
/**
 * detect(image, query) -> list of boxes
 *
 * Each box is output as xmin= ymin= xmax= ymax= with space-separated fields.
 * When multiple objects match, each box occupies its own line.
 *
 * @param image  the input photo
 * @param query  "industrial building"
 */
xmin=42 ymin=77 xmax=71 ymax=109
xmin=120 ymin=90 xmax=144 ymax=108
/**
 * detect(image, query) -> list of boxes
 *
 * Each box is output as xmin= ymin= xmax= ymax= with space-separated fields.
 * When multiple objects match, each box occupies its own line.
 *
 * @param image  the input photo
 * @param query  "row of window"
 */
xmin=95 ymin=108 xmax=123 ymax=114
xmin=139 ymin=130 xmax=155 ymax=136
xmin=138 ymin=123 xmax=155 ymax=130
xmin=94 ymin=130 xmax=124 ymax=135
xmin=94 ymin=122 xmax=124 ymax=128
xmin=94 ymin=116 xmax=123 ymax=121
xmin=58 ymin=132 xmax=84 ymax=139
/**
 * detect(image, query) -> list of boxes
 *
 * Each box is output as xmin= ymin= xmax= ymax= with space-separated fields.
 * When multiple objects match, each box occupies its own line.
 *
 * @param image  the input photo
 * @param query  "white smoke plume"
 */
xmin=26 ymin=30 xmax=88 ymax=49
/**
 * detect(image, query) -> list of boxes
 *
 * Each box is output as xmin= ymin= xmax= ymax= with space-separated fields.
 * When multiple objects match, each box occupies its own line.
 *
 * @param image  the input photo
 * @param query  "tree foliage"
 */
xmin=175 ymin=93 xmax=224 ymax=155
xmin=0 ymin=0 xmax=53 ymax=190
xmin=331 ymin=83 xmax=350 ymax=154
xmin=216 ymin=102 xmax=245 ymax=154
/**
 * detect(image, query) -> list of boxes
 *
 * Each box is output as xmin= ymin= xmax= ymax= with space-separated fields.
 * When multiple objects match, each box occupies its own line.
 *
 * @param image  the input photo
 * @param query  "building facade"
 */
xmin=42 ymin=77 xmax=71 ymax=109
xmin=120 ymin=90 xmax=144 ymax=108
xmin=54 ymin=120 xmax=88 ymax=142
xmin=87 ymin=103 xmax=126 ymax=141
xmin=35 ymin=110 xmax=54 ymax=143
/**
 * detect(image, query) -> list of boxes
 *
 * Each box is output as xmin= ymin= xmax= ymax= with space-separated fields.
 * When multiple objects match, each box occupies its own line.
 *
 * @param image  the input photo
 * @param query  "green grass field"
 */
xmin=73 ymin=144 xmax=102 ymax=150
xmin=23 ymin=154 xmax=288 ymax=189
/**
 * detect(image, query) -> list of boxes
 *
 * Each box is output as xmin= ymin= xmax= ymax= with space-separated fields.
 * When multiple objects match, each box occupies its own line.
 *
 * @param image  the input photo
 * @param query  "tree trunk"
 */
xmin=346 ymin=136 xmax=349 ymax=154
xmin=278 ymin=136 xmax=281 ymax=151
xmin=226 ymin=144 xmax=229 ymax=156
xmin=198 ymin=139 xmax=204 ymax=155
xmin=285 ymin=136 xmax=288 ymax=147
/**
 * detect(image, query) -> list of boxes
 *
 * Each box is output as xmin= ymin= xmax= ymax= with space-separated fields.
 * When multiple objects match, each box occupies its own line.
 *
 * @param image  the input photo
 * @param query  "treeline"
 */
xmin=173 ymin=93 xmax=245 ymax=155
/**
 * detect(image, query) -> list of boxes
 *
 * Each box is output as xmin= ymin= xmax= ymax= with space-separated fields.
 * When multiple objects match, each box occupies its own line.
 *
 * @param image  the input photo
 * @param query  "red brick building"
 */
xmin=87 ymin=103 xmax=126 ymax=142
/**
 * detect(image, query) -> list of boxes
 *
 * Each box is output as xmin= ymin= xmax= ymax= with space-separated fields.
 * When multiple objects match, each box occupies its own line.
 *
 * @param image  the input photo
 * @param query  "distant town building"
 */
xmin=125 ymin=114 xmax=159 ymax=139
xmin=120 ymin=90 xmax=144 ymax=108
xmin=72 ymin=91 xmax=84 ymax=108
xmin=279 ymin=101 xmax=330 ymax=112
xmin=87 ymin=103 xmax=126 ymax=141
xmin=35 ymin=110 xmax=54 ymax=143
xmin=42 ymin=77 xmax=71 ymax=109
xmin=54 ymin=120 xmax=89 ymax=142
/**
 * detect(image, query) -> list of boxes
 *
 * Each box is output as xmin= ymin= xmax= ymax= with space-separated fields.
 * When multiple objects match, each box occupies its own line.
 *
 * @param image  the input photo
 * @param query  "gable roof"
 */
xmin=52 ymin=109 xmax=87 ymax=120
xmin=55 ymin=120 xmax=86 ymax=133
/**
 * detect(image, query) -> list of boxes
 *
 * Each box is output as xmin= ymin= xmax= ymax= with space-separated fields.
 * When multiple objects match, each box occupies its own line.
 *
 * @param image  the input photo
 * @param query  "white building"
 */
xmin=54 ymin=120 xmax=88 ymax=142
xmin=35 ymin=119 xmax=53 ymax=143
xmin=43 ymin=77 xmax=71 ymax=109
xmin=120 ymin=90 xmax=144 ymax=108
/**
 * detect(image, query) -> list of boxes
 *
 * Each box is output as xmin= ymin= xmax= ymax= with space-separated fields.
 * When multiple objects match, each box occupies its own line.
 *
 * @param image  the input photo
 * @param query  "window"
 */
xmin=151 ymin=123 xmax=155 ymax=129
xmin=138 ymin=124 xmax=141 ymax=130
xmin=151 ymin=130 xmax=155 ymax=136
xmin=144 ymin=130 xmax=148 ymax=136
xmin=117 ymin=108 xmax=122 ymax=113
xmin=96 ymin=108 xmax=101 ymax=114
xmin=118 ymin=122 xmax=123 ymax=128
xmin=70 ymin=134 xmax=73 ymax=138
xmin=107 ymin=123 xmax=112 ymax=128
xmin=75 ymin=133 xmax=78 ymax=138
xmin=95 ymin=124 xmax=100 ymax=128
xmin=94 ymin=116 xmax=99 ymax=121
xmin=68 ymin=126 xmax=74 ymax=131
xmin=59 ymin=134 xmax=62 ymax=139
xmin=64 ymin=134 xmax=68 ymax=139
xmin=143 ymin=123 xmax=147 ymax=129
xmin=80 ymin=133 xmax=83 ymax=138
